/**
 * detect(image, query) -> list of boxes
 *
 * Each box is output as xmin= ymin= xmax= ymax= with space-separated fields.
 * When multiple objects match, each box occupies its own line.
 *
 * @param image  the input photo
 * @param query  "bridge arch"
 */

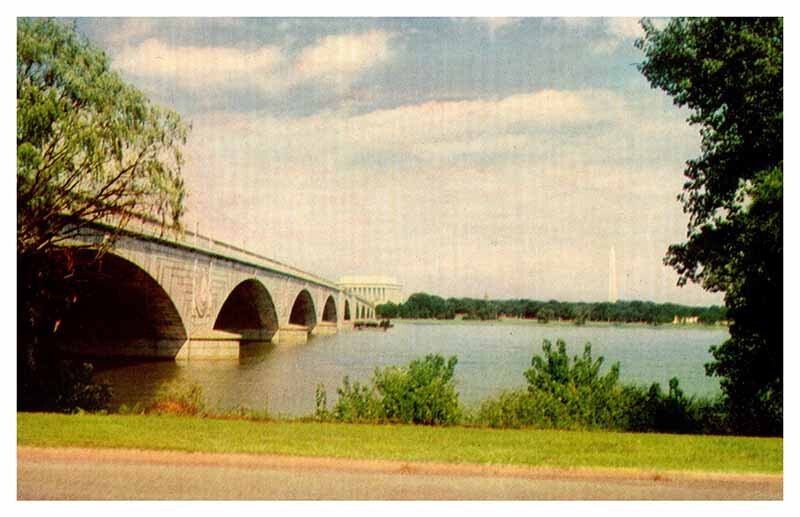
xmin=344 ymin=300 xmax=351 ymax=321
xmin=322 ymin=295 xmax=337 ymax=323
xmin=214 ymin=279 xmax=278 ymax=342
xmin=55 ymin=250 xmax=187 ymax=358
xmin=289 ymin=289 xmax=317 ymax=328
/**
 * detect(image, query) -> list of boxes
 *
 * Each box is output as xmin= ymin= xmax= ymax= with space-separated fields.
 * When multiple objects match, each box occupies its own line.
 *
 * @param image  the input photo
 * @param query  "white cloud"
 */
xmin=187 ymin=87 xmax=696 ymax=186
xmin=294 ymin=31 xmax=394 ymax=88
xmin=475 ymin=17 xmax=522 ymax=36
xmin=557 ymin=17 xmax=595 ymax=29
xmin=548 ymin=17 xmax=644 ymax=54
xmin=177 ymin=86 xmax=713 ymax=303
xmin=97 ymin=18 xmax=158 ymax=47
xmin=592 ymin=18 xmax=644 ymax=54
xmin=605 ymin=17 xmax=644 ymax=39
xmin=185 ymin=88 xmax=629 ymax=173
xmin=114 ymin=38 xmax=285 ymax=93
xmin=113 ymin=30 xmax=396 ymax=96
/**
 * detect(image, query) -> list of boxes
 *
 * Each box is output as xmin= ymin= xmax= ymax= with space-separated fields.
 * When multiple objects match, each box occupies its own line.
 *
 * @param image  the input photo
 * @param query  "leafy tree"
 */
xmin=17 ymin=19 xmax=188 ymax=411
xmin=535 ymin=307 xmax=555 ymax=324
xmin=523 ymin=340 xmax=625 ymax=429
xmin=376 ymin=301 xmax=399 ymax=318
xmin=637 ymin=18 xmax=782 ymax=435
xmin=389 ymin=291 xmax=726 ymax=325
xmin=18 ymin=18 xmax=187 ymax=255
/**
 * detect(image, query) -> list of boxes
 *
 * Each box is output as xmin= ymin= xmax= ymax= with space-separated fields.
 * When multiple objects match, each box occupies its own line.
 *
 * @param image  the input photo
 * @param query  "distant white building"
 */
xmin=338 ymin=276 xmax=404 ymax=305
xmin=673 ymin=315 xmax=700 ymax=325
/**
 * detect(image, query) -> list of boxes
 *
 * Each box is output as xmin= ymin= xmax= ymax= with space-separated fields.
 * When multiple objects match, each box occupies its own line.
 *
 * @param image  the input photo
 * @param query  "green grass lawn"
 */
xmin=17 ymin=413 xmax=781 ymax=474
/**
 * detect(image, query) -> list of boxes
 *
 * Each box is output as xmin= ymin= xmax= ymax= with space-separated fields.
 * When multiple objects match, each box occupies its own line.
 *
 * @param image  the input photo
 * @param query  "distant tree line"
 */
xmin=376 ymin=292 xmax=726 ymax=326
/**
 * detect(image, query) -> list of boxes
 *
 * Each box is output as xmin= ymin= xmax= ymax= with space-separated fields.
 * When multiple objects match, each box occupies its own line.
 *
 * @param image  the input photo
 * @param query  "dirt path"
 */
xmin=17 ymin=446 xmax=782 ymax=500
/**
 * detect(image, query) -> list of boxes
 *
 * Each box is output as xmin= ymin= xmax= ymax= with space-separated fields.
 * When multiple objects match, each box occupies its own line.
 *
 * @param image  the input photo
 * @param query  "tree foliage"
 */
xmin=375 ymin=354 xmax=461 ymax=425
xmin=637 ymin=18 xmax=782 ymax=435
xmin=17 ymin=19 xmax=188 ymax=412
xmin=17 ymin=18 xmax=187 ymax=257
xmin=329 ymin=354 xmax=461 ymax=425
xmin=474 ymin=340 xmax=721 ymax=433
xmin=377 ymin=292 xmax=726 ymax=325
xmin=523 ymin=340 xmax=624 ymax=429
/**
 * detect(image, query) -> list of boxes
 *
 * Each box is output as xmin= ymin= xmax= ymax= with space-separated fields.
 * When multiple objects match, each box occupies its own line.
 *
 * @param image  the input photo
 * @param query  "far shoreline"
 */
xmin=386 ymin=318 xmax=729 ymax=331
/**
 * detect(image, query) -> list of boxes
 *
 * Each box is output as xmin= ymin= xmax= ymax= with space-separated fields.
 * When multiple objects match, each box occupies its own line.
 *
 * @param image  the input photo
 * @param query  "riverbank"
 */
xmin=17 ymin=413 xmax=781 ymax=475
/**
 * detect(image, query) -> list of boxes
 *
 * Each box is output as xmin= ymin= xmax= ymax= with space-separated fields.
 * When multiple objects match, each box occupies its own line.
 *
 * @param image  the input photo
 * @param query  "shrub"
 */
xmin=333 ymin=376 xmax=383 ymax=423
xmin=19 ymin=360 xmax=112 ymax=413
xmin=314 ymin=383 xmax=330 ymax=421
xmin=472 ymin=388 xmax=566 ymax=429
xmin=147 ymin=380 xmax=207 ymax=416
xmin=215 ymin=401 xmax=270 ymax=421
xmin=329 ymin=354 xmax=461 ymax=425
xmin=117 ymin=402 xmax=145 ymax=415
xmin=621 ymin=378 xmax=723 ymax=434
xmin=471 ymin=339 xmax=724 ymax=434
xmin=374 ymin=354 xmax=461 ymax=425
xmin=523 ymin=339 xmax=628 ymax=429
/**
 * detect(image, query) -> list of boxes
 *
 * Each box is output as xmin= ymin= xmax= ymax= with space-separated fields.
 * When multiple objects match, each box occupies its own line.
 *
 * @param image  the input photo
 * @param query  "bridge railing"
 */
xmin=86 ymin=216 xmax=346 ymax=292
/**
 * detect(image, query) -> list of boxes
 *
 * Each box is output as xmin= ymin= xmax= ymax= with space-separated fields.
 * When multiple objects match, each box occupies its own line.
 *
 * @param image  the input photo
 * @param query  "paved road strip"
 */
xmin=18 ymin=446 xmax=782 ymax=485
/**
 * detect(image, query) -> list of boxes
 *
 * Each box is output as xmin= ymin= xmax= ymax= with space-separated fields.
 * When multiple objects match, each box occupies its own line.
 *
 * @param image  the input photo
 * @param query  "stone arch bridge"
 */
xmin=58 ymin=220 xmax=376 ymax=359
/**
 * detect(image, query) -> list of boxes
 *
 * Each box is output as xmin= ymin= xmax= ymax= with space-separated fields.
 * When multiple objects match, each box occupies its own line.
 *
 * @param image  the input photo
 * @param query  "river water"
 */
xmin=93 ymin=320 xmax=728 ymax=416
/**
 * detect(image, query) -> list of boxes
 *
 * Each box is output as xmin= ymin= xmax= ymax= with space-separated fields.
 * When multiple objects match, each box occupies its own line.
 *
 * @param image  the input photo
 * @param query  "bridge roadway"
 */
xmin=58 ymin=219 xmax=376 ymax=359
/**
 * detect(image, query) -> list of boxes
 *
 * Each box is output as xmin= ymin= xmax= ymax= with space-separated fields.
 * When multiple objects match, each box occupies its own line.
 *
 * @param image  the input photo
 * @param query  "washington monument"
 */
xmin=608 ymin=246 xmax=618 ymax=303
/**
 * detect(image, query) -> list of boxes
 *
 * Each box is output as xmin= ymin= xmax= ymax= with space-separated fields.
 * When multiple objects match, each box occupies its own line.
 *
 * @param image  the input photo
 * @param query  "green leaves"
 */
xmin=638 ymin=18 xmax=783 ymax=435
xmin=17 ymin=18 xmax=188 ymax=255
xmin=522 ymin=340 xmax=624 ymax=429
xmin=375 ymin=354 xmax=460 ymax=425
xmin=17 ymin=19 xmax=189 ymax=412
xmin=330 ymin=354 xmax=461 ymax=425
xmin=638 ymin=18 xmax=782 ymax=229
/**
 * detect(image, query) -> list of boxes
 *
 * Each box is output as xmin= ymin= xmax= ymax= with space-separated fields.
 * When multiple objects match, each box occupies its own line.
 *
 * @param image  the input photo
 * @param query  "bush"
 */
xmin=117 ymin=402 xmax=145 ymax=415
xmin=621 ymin=378 xmax=724 ymax=434
xmin=333 ymin=376 xmax=383 ymax=423
xmin=471 ymin=339 xmax=725 ymax=434
xmin=314 ymin=383 xmax=330 ymax=421
xmin=329 ymin=354 xmax=462 ymax=425
xmin=523 ymin=339 xmax=628 ymax=429
xmin=18 ymin=360 xmax=112 ymax=413
xmin=146 ymin=380 xmax=206 ymax=416
xmin=472 ymin=388 xmax=566 ymax=429
xmin=374 ymin=354 xmax=461 ymax=425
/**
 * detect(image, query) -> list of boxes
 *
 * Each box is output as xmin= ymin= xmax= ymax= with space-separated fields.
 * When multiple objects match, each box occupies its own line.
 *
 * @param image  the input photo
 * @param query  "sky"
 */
xmin=73 ymin=17 xmax=724 ymax=306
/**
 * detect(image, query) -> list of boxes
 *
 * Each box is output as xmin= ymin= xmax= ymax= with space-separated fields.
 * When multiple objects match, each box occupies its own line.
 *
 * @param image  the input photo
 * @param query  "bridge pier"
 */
xmin=176 ymin=339 xmax=239 ymax=360
xmin=177 ymin=329 xmax=276 ymax=359
xmin=273 ymin=325 xmax=311 ymax=347
xmin=311 ymin=322 xmax=338 ymax=336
